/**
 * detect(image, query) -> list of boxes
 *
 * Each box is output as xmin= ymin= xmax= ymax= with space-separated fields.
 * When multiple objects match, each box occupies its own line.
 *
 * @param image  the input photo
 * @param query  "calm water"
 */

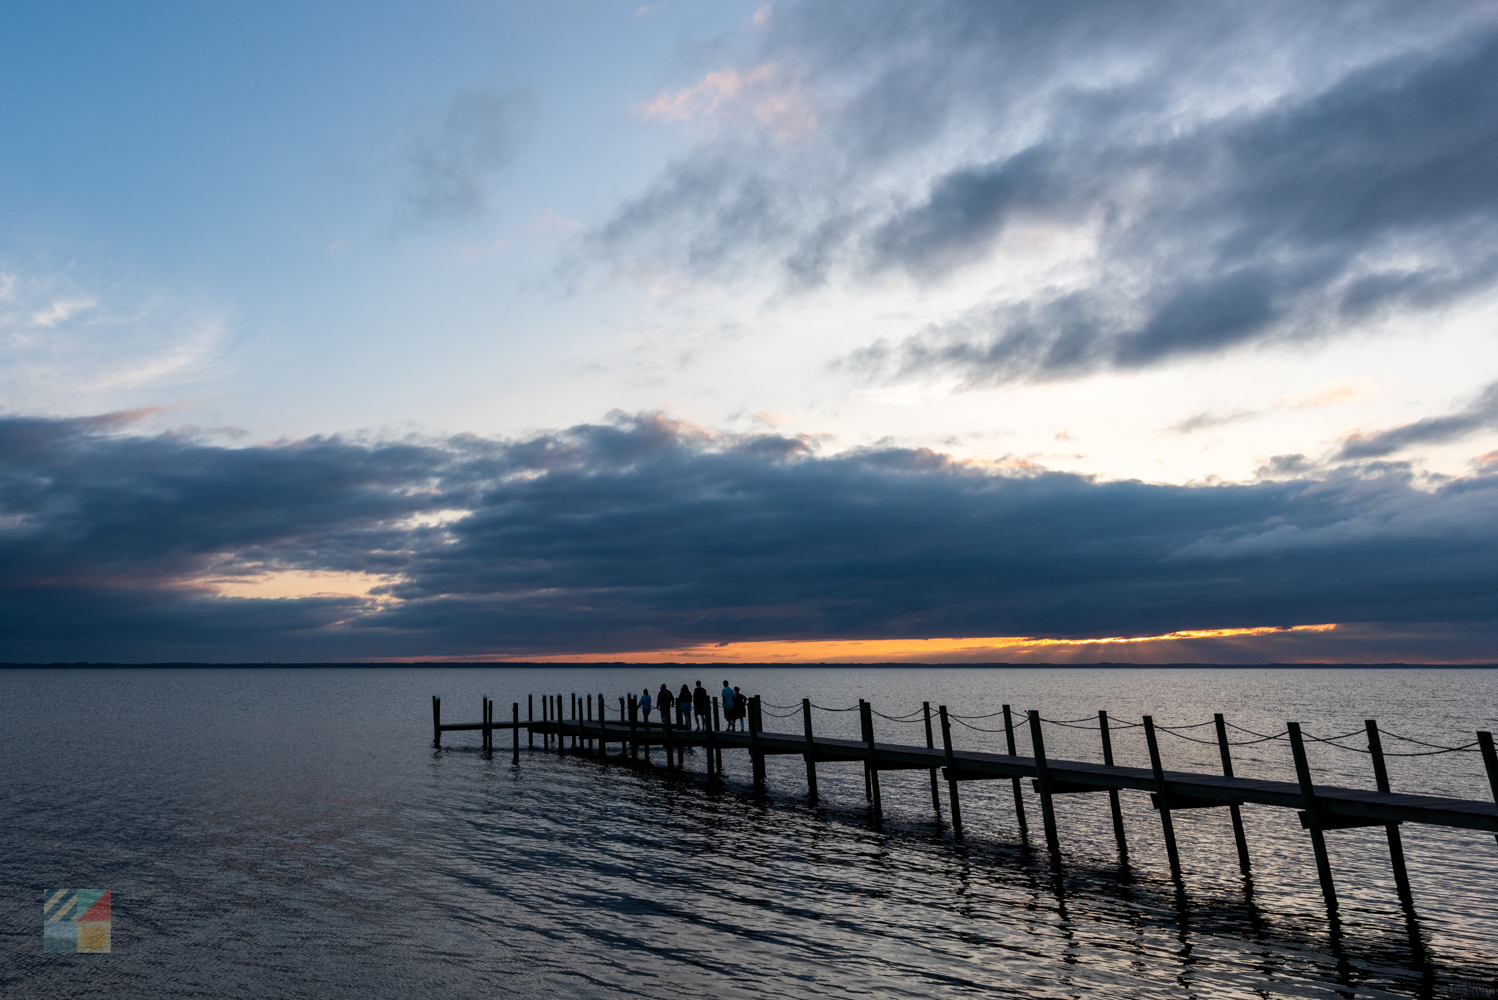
xmin=3 ymin=666 xmax=1497 ymax=999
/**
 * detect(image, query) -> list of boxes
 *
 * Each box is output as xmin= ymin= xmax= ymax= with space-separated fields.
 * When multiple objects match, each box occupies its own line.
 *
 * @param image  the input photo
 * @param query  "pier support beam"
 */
xmin=1365 ymin=720 xmax=1414 ymax=910
xmin=938 ymin=705 xmax=963 ymax=837
xmin=1143 ymin=716 xmax=1184 ymax=880
xmin=432 ymin=696 xmax=441 ymax=748
xmin=861 ymin=700 xmax=883 ymax=822
xmin=1288 ymin=721 xmax=1339 ymax=914
xmin=924 ymin=702 xmax=942 ymax=827
xmin=482 ymin=696 xmax=490 ymax=752
xmin=707 ymin=700 xmax=719 ymax=778
xmin=1479 ymin=732 xmax=1498 ymax=846
xmin=528 ymin=694 xmax=534 ymax=749
xmin=1028 ymin=710 xmax=1061 ymax=855
xmin=512 ymin=702 xmax=520 ymax=763
xmin=802 ymin=699 xmax=819 ymax=802
xmin=1003 ymin=705 xmax=1029 ymax=835
xmin=1099 ymin=711 xmax=1128 ymax=863
xmin=629 ymin=695 xmax=639 ymax=760
xmin=1214 ymin=714 xmax=1252 ymax=878
xmin=750 ymin=696 xmax=767 ymax=790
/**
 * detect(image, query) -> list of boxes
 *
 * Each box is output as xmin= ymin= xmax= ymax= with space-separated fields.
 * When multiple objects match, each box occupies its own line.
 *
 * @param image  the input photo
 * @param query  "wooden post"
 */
xmin=586 ymin=694 xmax=593 ymax=753
xmin=749 ymin=696 xmax=766 ymax=790
xmin=1478 ymin=732 xmax=1498 ymax=846
xmin=1366 ymin=720 xmax=1414 ymax=909
xmin=1003 ymin=705 xmax=1029 ymax=834
xmin=571 ymin=694 xmax=578 ymax=751
xmin=598 ymin=692 xmax=607 ymax=758
xmin=1214 ymin=713 xmax=1252 ymax=877
xmin=1027 ymin=710 xmax=1061 ymax=854
xmin=1099 ymin=710 xmax=1128 ymax=862
xmin=528 ymin=694 xmax=534 ymax=748
xmin=542 ymin=695 xmax=550 ymax=749
xmin=705 ymin=698 xmax=718 ymax=780
xmin=924 ymin=702 xmax=942 ymax=826
xmin=432 ymin=696 xmax=441 ymax=748
xmin=938 ymin=705 xmax=963 ymax=837
xmin=1143 ymin=716 xmax=1183 ymax=879
xmin=629 ymin=694 xmax=639 ymax=760
xmin=858 ymin=700 xmax=872 ymax=802
xmin=619 ymin=697 xmax=627 ymax=757
xmin=861 ymin=700 xmax=883 ymax=822
xmin=712 ymin=697 xmax=723 ymax=772
xmin=512 ymin=703 xmax=520 ymax=763
xmin=482 ymin=697 xmax=490 ymax=752
xmin=663 ymin=705 xmax=676 ymax=772
xmin=1288 ymin=721 xmax=1339 ymax=913
xmin=802 ymin=698 xmax=819 ymax=802
xmin=557 ymin=694 xmax=565 ymax=755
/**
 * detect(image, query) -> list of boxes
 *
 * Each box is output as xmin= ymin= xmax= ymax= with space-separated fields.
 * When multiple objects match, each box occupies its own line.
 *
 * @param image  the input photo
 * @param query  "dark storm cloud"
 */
xmin=1338 ymin=382 xmax=1498 ymax=460
xmin=399 ymin=87 xmax=537 ymax=225
xmin=3 ymin=411 xmax=1497 ymax=661
xmin=592 ymin=1 xmax=1498 ymax=384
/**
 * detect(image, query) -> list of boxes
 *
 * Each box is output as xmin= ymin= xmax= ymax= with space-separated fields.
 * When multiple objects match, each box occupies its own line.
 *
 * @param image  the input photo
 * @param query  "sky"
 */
xmin=3 ymin=0 xmax=1498 ymax=663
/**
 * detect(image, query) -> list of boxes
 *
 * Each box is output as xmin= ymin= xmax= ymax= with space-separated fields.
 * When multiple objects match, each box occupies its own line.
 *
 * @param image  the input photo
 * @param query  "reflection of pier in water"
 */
xmin=432 ymin=691 xmax=1498 ymax=943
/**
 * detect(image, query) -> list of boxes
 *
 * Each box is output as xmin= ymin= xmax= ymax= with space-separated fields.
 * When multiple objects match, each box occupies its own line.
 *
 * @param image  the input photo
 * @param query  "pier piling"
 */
xmin=1028 ymin=710 xmax=1061 ymax=854
xmin=750 ymin=696 xmax=767 ymax=790
xmin=1479 ymin=731 xmax=1498 ymax=846
xmin=802 ymin=699 xmax=819 ymax=802
xmin=1214 ymin=713 xmax=1252 ymax=877
xmin=861 ymin=700 xmax=883 ymax=822
xmin=1099 ymin=711 xmax=1128 ymax=862
xmin=1143 ymin=716 xmax=1184 ymax=880
xmin=1288 ymin=721 xmax=1339 ymax=913
xmin=924 ymin=702 xmax=942 ymax=827
xmin=1003 ymin=705 xmax=1029 ymax=835
xmin=1365 ymin=720 xmax=1414 ymax=909
xmin=938 ymin=705 xmax=963 ymax=837
xmin=432 ymin=696 xmax=441 ymax=748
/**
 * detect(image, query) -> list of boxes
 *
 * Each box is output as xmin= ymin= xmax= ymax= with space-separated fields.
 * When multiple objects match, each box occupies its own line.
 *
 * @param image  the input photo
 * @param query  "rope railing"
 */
xmin=751 ymin=697 xmax=1489 ymax=757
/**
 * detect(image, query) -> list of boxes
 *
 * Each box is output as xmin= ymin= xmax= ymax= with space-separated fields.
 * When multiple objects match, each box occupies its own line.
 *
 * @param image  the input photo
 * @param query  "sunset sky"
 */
xmin=3 ymin=1 xmax=1497 ymax=663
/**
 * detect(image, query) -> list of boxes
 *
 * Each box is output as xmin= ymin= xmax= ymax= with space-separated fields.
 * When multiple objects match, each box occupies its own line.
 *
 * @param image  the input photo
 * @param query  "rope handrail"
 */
xmin=949 ymin=717 xmax=1017 ymax=735
xmin=1302 ymin=731 xmax=1481 ymax=756
xmin=761 ymin=701 xmax=802 ymax=711
xmin=811 ymin=703 xmax=861 ymax=712
xmin=1157 ymin=726 xmax=1289 ymax=747
xmin=759 ymin=706 xmax=802 ymax=719
xmin=947 ymin=708 xmax=1010 ymax=720
xmin=871 ymin=708 xmax=927 ymax=722
xmin=1382 ymin=729 xmax=1487 ymax=751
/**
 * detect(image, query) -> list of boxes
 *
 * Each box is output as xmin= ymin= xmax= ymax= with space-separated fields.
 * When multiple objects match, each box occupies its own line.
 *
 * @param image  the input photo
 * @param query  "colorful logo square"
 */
xmin=43 ymin=889 xmax=111 ymax=954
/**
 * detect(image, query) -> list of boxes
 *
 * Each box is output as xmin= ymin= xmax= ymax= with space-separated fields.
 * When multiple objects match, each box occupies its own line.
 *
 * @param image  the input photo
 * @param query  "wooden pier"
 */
xmin=429 ymin=691 xmax=1498 ymax=925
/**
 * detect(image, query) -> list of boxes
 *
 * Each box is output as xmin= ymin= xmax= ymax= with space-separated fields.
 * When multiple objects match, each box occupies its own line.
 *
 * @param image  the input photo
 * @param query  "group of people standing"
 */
xmin=629 ymin=680 xmax=752 ymax=731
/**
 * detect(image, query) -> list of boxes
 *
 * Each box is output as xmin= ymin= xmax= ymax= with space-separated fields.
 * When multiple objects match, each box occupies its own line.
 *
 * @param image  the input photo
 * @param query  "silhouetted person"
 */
xmin=639 ymin=687 xmax=653 ymax=724
xmin=693 ymin=681 xmax=710 ymax=730
xmin=657 ymin=684 xmax=674 ymax=726
xmin=721 ymin=680 xmax=736 ymax=731
xmin=677 ymin=684 xmax=692 ymax=728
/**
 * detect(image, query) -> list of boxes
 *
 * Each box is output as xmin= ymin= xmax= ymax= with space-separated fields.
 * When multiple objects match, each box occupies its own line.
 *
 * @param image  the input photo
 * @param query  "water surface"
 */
xmin=3 ymin=666 xmax=1496 ymax=999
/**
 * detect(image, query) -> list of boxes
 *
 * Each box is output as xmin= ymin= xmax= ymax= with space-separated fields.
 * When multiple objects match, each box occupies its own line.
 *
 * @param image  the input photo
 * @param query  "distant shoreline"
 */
xmin=4 ymin=661 xmax=1496 ymax=669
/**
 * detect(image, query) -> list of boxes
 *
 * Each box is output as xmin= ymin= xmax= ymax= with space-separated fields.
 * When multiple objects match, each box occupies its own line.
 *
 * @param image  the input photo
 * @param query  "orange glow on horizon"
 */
xmin=387 ymin=623 xmax=1339 ymax=664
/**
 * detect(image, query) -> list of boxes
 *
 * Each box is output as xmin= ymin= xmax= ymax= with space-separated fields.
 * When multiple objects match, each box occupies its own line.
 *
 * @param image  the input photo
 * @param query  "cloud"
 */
xmin=591 ymin=1 xmax=1498 ymax=384
xmin=400 ymin=87 xmax=537 ymax=225
xmin=3 ymin=409 xmax=1498 ymax=661
xmin=0 ymin=267 xmax=228 ymax=413
xmin=1168 ymin=410 xmax=1260 ymax=435
xmin=1337 ymin=381 xmax=1498 ymax=459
